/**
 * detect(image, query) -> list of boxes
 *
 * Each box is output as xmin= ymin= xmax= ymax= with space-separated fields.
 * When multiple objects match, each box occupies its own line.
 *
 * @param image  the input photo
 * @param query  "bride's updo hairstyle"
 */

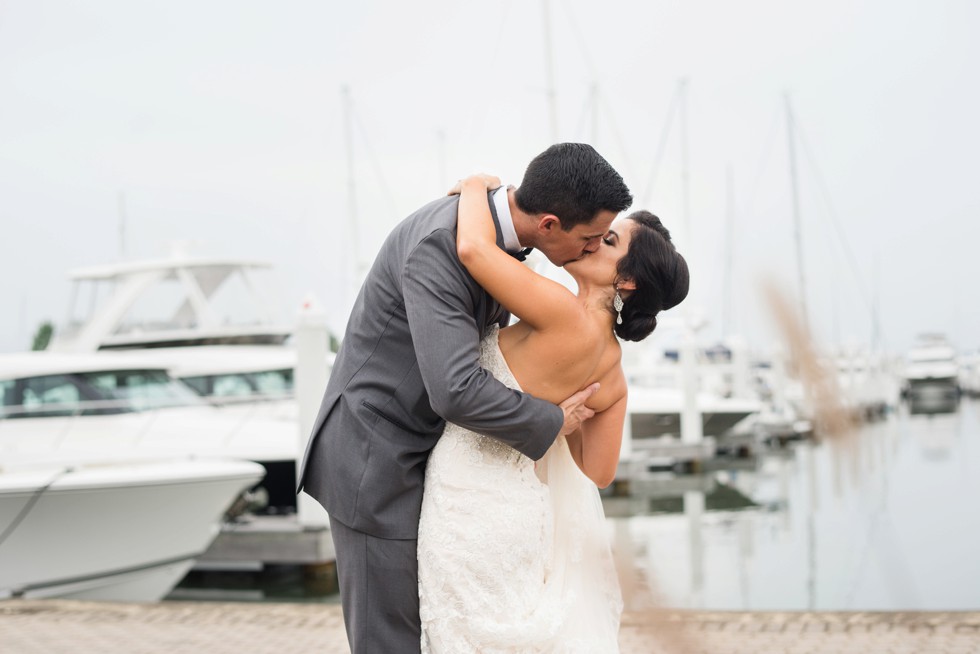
xmin=614 ymin=210 xmax=689 ymax=342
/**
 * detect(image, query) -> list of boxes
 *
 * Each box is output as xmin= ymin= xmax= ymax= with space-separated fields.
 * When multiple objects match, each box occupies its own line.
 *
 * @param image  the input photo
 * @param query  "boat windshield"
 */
xmin=81 ymin=369 xmax=204 ymax=411
xmin=180 ymin=368 xmax=293 ymax=403
xmin=0 ymin=369 xmax=203 ymax=419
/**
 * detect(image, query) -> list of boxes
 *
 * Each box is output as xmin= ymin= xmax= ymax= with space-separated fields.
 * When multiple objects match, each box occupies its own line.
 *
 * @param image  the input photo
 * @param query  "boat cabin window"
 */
xmin=253 ymin=369 xmax=293 ymax=394
xmin=212 ymin=374 xmax=255 ymax=397
xmin=82 ymin=369 xmax=202 ymax=411
xmin=0 ymin=369 xmax=201 ymax=419
xmin=0 ymin=379 xmax=16 ymax=416
xmin=1 ymin=374 xmax=90 ymax=418
xmin=181 ymin=376 xmax=211 ymax=396
xmin=180 ymin=369 xmax=293 ymax=400
xmin=23 ymin=375 xmax=81 ymax=409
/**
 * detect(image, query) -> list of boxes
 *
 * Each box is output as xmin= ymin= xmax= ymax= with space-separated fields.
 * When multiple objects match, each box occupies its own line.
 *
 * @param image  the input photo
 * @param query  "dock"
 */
xmin=2 ymin=599 xmax=978 ymax=653
xmin=619 ymin=437 xmax=717 ymax=476
xmin=196 ymin=515 xmax=334 ymax=568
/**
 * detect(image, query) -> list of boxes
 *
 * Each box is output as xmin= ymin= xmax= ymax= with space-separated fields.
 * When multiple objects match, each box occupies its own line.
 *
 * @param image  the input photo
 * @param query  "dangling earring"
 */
xmin=613 ymin=289 xmax=624 ymax=325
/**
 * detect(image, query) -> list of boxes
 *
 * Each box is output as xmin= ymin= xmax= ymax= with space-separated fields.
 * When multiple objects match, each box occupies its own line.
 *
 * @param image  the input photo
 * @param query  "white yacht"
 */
xmin=833 ymin=351 xmax=894 ymax=419
xmin=37 ymin=251 xmax=339 ymax=511
xmin=0 ymin=455 xmax=264 ymax=601
xmin=618 ymin=337 xmax=761 ymax=473
xmin=902 ymin=334 xmax=960 ymax=404
xmin=0 ymin=352 xmax=300 ymax=512
xmin=626 ymin=386 xmax=760 ymax=441
xmin=622 ymin=338 xmax=760 ymax=439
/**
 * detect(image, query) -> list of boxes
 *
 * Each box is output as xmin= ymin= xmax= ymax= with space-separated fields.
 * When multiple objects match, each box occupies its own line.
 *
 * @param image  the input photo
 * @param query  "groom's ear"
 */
xmin=536 ymin=214 xmax=562 ymax=234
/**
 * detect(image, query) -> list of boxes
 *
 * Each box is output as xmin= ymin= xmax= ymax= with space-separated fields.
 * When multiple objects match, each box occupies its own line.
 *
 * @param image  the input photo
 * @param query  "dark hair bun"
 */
xmin=614 ymin=310 xmax=658 ymax=342
xmin=613 ymin=211 xmax=690 ymax=342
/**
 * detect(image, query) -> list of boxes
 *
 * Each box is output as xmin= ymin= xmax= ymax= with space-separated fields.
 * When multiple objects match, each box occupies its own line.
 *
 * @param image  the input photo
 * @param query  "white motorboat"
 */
xmin=626 ymin=387 xmax=760 ymax=441
xmin=0 ymin=455 xmax=264 ymax=601
xmin=614 ymin=336 xmax=761 ymax=476
xmin=902 ymin=334 xmax=960 ymax=404
xmin=44 ymin=254 xmax=333 ymax=504
xmin=621 ymin=339 xmax=761 ymax=443
xmin=833 ymin=351 xmax=894 ymax=419
xmin=0 ymin=352 xmax=300 ymax=512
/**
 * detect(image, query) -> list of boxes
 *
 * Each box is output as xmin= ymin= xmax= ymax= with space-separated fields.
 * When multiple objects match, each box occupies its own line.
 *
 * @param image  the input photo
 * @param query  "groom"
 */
xmin=298 ymin=143 xmax=633 ymax=653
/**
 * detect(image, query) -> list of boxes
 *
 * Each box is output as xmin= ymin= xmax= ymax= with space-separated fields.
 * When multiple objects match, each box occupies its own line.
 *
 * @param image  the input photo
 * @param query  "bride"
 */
xmin=418 ymin=174 xmax=689 ymax=652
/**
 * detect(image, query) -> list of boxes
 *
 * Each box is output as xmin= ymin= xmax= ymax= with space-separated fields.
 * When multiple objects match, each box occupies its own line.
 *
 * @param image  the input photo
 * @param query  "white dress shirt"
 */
xmin=492 ymin=185 xmax=522 ymax=253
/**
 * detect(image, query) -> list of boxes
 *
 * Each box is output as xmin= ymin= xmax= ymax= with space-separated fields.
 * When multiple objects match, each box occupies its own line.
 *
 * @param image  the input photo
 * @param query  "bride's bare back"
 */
xmin=498 ymin=311 xmax=626 ymax=414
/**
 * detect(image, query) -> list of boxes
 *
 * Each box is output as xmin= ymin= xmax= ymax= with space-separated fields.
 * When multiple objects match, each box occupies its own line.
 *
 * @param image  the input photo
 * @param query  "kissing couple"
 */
xmin=299 ymin=143 xmax=689 ymax=653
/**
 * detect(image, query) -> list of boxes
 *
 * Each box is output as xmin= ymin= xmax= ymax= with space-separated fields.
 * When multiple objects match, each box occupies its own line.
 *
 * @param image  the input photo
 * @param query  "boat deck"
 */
xmin=2 ymin=599 xmax=978 ymax=653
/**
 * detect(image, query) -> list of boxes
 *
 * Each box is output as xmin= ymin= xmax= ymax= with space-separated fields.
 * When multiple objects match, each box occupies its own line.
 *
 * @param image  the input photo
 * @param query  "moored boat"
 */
xmin=0 ymin=352 xmax=300 ymax=513
xmin=0 ymin=455 xmax=264 ymax=601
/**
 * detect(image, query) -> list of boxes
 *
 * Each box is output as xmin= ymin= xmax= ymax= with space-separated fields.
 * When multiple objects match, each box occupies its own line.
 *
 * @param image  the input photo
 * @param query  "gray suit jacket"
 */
xmin=298 ymin=191 xmax=563 ymax=539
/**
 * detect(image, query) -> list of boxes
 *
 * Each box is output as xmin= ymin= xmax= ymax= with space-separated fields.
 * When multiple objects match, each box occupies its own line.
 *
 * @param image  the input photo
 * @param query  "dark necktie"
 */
xmin=511 ymin=247 xmax=533 ymax=262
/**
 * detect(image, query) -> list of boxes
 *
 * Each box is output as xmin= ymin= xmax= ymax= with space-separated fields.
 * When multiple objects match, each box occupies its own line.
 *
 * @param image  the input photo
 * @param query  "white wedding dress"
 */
xmin=418 ymin=326 xmax=622 ymax=653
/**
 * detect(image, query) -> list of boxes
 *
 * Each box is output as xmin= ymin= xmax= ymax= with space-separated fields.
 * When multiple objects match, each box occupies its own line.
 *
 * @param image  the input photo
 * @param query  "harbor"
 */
xmin=1 ymin=252 xmax=977 ymax=604
xmin=2 ymin=251 xmax=977 ymax=624
xmin=2 ymin=1 xmax=979 ymax=650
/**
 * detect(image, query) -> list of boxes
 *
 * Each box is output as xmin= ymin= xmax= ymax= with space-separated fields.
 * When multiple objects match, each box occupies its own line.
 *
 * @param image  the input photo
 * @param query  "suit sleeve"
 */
xmin=402 ymin=227 xmax=562 ymax=460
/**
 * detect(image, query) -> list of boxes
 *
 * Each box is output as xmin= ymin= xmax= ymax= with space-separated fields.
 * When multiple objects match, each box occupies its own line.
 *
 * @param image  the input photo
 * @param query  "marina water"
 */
xmin=170 ymin=398 xmax=980 ymax=611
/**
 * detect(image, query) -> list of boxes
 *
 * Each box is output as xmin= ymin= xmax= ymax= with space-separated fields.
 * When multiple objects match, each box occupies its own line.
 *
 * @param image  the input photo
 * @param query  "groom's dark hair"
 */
xmin=515 ymin=143 xmax=633 ymax=230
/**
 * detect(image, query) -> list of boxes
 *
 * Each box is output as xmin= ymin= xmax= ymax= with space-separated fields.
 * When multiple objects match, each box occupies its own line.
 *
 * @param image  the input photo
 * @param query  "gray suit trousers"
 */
xmin=329 ymin=516 xmax=420 ymax=654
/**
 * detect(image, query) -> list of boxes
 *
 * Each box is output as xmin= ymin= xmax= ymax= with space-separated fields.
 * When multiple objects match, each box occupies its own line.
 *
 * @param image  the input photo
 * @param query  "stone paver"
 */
xmin=1 ymin=600 xmax=979 ymax=653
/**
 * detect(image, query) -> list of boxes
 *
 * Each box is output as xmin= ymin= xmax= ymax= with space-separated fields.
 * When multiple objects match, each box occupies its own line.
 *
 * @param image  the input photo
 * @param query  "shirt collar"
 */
xmin=493 ymin=186 xmax=522 ymax=253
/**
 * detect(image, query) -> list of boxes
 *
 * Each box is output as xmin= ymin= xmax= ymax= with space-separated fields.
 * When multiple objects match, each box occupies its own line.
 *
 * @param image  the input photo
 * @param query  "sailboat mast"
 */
xmin=872 ymin=253 xmax=881 ymax=351
xmin=785 ymin=93 xmax=809 ymax=326
xmin=724 ymin=165 xmax=734 ymax=336
xmin=590 ymin=82 xmax=599 ymax=145
xmin=342 ymin=86 xmax=362 ymax=283
xmin=117 ymin=191 xmax=127 ymax=260
xmin=436 ymin=128 xmax=447 ymax=188
xmin=679 ymin=79 xmax=691 ymax=248
xmin=676 ymin=77 xmax=703 ymax=447
xmin=542 ymin=0 xmax=559 ymax=143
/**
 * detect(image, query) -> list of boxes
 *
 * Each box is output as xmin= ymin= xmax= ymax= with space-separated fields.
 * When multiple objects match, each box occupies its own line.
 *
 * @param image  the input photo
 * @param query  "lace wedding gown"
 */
xmin=418 ymin=326 xmax=622 ymax=653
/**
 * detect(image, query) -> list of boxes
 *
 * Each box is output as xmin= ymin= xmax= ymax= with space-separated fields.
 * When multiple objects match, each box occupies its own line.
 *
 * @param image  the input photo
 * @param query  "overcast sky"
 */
xmin=1 ymin=0 xmax=977 ymax=356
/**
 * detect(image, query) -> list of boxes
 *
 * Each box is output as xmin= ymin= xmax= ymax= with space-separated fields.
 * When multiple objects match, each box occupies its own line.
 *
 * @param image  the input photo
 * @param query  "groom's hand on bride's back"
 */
xmin=558 ymin=383 xmax=600 ymax=437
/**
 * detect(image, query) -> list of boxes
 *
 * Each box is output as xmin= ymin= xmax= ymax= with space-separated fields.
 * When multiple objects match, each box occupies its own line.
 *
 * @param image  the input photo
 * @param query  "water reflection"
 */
xmin=168 ymin=399 xmax=980 ymax=609
xmin=606 ymin=398 xmax=980 ymax=611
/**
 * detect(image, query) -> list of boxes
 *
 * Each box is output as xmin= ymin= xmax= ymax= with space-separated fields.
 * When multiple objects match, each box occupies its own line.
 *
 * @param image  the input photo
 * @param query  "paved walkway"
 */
xmin=2 ymin=600 xmax=979 ymax=653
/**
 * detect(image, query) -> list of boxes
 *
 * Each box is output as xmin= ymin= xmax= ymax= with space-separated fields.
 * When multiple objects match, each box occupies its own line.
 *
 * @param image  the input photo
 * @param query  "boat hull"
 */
xmin=0 ymin=458 xmax=265 ymax=602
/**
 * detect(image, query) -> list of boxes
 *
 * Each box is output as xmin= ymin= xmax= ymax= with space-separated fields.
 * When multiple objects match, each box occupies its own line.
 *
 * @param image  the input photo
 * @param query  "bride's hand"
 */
xmin=447 ymin=173 xmax=502 ymax=196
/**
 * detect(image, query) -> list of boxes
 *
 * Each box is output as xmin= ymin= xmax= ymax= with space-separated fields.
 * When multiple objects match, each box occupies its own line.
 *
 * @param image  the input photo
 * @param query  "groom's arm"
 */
xmin=403 ymin=227 xmax=562 ymax=460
